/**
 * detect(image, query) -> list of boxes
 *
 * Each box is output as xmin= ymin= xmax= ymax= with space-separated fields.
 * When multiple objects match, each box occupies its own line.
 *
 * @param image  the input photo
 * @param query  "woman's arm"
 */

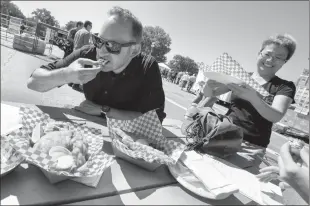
xmin=227 ymin=83 xmax=293 ymax=123
xmin=250 ymin=94 xmax=292 ymax=123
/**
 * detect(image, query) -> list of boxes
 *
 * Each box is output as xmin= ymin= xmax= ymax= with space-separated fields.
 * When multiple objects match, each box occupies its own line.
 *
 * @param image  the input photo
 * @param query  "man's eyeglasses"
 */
xmin=92 ymin=34 xmax=137 ymax=54
xmin=260 ymin=52 xmax=287 ymax=63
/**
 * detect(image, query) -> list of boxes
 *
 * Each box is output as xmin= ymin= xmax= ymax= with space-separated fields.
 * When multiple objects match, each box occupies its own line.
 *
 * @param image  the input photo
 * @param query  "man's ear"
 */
xmin=129 ymin=44 xmax=141 ymax=58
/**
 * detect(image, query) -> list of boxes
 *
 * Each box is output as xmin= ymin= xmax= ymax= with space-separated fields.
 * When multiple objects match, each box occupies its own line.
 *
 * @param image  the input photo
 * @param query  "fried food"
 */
xmin=33 ymin=130 xmax=73 ymax=153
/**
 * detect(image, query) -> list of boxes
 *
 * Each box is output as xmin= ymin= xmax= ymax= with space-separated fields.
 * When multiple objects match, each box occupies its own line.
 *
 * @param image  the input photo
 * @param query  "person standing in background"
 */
xmin=180 ymin=72 xmax=190 ymax=90
xmin=187 ymin=73 xmax=197 ymax=92
xmin=65 ymin=21 xmax=83 ymax=57
xmin=74 ymin=20 xmax=92 ymax=50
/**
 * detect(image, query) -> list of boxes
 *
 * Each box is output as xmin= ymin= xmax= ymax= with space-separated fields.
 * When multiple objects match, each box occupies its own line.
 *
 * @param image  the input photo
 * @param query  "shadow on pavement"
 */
xmin=36 ymin=105 xmax=107 ymax=126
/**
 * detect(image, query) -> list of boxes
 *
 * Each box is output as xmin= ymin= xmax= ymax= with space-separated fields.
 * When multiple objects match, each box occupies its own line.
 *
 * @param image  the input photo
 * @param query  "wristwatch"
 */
xmin=101 ymin=105 xmax=111 ymax=113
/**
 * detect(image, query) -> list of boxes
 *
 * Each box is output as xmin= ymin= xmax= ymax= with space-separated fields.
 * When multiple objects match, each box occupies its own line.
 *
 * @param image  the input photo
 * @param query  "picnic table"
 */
xmin=1 ymin=101 xmax=282 ymax=205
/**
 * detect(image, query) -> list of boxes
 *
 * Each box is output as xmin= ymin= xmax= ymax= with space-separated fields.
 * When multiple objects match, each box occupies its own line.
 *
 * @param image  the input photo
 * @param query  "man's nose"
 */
xmin=99 ymin=45 xmax=109 ymax=54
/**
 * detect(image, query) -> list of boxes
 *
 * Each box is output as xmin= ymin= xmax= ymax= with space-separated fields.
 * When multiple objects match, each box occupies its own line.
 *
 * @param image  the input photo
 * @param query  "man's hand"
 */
xmin=74 ymin=99 xmax=102 ymax=116
xmin=277 ymin=143 xmax=309 ymax=203
xmin=64 ymin=58 xmax=108 ymax=84
xmin=226 ymin=83 xmax=260 ymax=102
xmin=277 ymin=143 xmax=309 ymax=185
xmin=106 ymin=108 xmax=142 ymax=121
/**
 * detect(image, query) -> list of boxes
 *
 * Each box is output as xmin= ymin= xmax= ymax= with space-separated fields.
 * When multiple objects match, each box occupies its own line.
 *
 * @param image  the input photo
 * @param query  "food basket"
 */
xmin=1 ymin=138 xmax=24 ymax=177
xmin=7 ymin=106 xmax=115 ymax=187
xmin=107 ymin=110 xmax=185 ymax=171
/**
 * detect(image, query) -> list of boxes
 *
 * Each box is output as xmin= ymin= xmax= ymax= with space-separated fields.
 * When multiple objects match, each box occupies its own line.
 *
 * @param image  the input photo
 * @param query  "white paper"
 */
xmin=1 ymin=195 xmax=20 ymax=205
xmin=183 ymin=152 xmax=239 ymax=196
xmin=1 ymin=103 xmax=22 ymax=136
xmin=203 ymin=155 xmax=283 ymax=205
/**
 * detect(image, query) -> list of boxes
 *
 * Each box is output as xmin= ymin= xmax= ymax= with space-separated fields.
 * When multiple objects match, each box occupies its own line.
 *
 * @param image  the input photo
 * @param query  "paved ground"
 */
xmin=0 ymin=44 xmax=307 ymax=205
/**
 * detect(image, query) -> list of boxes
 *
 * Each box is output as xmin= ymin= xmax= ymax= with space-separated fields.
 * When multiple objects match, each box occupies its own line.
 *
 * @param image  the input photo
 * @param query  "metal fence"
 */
xmin=1 ymin=13 xmax=69 ymax=56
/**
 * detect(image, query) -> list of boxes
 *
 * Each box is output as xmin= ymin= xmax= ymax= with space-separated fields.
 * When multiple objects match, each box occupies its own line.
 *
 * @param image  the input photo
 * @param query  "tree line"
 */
xmin=2 ymin=1 xmax=203 ymax=74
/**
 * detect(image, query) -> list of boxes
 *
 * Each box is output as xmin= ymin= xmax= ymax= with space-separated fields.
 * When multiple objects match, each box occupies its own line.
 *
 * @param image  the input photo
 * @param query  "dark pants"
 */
xmin=187 ymin=81 xmax=194 ymax=91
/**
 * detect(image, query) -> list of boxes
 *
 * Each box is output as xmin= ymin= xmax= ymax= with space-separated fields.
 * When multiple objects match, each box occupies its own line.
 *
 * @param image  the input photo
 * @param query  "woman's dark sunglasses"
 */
xmin=92 ymin=35 xmax=137 ymax=54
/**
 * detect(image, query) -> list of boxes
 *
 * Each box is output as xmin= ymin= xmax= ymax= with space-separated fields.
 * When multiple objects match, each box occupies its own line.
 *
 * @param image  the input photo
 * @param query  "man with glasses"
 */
xmin=27 ymin=6 xmax=166 ymax=122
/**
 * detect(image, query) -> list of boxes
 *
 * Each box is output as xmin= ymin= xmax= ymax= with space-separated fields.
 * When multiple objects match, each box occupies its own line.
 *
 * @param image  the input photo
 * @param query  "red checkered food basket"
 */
xmin=107 ymin=110 xmax=186 ymax=171
xmin=7 ymin=107 xmax=115 ymax=187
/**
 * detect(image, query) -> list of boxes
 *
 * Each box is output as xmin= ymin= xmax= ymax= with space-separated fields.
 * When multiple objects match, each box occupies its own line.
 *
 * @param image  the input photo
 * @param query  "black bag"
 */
xmin=181 ymin=107 xmax=243 ymax=158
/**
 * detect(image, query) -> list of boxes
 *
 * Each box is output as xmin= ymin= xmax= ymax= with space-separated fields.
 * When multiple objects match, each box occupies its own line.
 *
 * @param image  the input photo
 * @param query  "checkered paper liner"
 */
xmin=1 ymin=139 xmax=24 ymax=176
xmin=7 ymin=106 xmax=115 ymax=178
xmin=208 ymin=53 xmax=269 ymax=96
xmin=107 ymin=110 xmax=185 ymax=166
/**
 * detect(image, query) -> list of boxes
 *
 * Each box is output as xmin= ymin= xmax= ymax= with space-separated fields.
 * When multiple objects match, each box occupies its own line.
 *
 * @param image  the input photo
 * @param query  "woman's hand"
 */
xmin=203 ymin=79 xmax=229 ymax=97
xmin=185 ymin=105 xmax=199 ymax=120
xmin=226 ymin=83 xmax=260 ymax=102
xmin=74 ymin=99 xmax=102 ymax=116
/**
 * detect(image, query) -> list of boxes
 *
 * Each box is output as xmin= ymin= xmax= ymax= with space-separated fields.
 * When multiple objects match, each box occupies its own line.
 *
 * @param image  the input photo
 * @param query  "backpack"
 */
xmin=181 ymin=107 xmax=243 ymax=158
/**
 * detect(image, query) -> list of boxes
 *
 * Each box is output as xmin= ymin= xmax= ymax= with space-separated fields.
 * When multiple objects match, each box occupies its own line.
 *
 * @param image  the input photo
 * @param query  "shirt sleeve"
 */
xmin=137 ymin=59 xmax=166 ymax=123
xmin=39 ymin=47 xmax=84 ymax=72
xmin=276 ymin=81 xmax=296 ymax=104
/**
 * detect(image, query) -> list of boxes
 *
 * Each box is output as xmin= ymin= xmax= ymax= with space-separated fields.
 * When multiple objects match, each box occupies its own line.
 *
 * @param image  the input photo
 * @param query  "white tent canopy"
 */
xmin=158 ymin=63 xmax=171 ymax=71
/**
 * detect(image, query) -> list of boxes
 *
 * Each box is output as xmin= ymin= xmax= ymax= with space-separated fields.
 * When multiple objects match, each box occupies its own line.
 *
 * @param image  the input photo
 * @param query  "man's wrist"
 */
xmin=59 ymin=68 xmax=71 ymax=84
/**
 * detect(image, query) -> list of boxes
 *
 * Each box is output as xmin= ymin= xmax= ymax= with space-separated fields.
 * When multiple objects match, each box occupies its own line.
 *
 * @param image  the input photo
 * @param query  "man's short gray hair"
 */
xmin=260 ymin=33 xmax=297 ymax=61
xmin=108 ymin=6 xmax=143 ymax=43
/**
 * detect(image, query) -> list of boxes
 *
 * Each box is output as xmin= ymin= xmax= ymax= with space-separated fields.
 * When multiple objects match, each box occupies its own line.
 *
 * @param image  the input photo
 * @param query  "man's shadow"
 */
xmin=36 ymin=105 xmax=107 ymax=126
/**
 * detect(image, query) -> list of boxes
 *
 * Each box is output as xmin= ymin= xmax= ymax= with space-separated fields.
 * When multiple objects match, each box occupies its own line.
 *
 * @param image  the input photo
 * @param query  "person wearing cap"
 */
xmin=27 ymin=6 xmax=166 ymax=123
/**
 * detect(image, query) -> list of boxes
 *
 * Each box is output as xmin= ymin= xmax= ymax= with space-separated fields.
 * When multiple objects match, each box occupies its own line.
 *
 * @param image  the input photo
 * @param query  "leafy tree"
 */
xmin=168 ymin=55 xmax=199 ymax=75
xmin=1 ymin=1 xmax=25 ymax=19
xmin=30 ymin=8 xmax=59 ymax=28
xmin=141 ymin=26 xmax=172 ymax=63
xmin=64 ymin=21 xmax=77 ymax=31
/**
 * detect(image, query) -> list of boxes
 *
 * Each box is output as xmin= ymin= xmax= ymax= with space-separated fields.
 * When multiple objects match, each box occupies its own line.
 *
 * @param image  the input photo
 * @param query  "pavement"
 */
xmin=0 ymin=43 xmax=307 ymax=205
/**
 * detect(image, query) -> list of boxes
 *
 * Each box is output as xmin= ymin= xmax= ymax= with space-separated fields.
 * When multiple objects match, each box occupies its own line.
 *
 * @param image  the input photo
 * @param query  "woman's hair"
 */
xmin=260 ymin=34 xmax=297 ymax=61
xmin=107 ymin=6 xmax=143 ymax=43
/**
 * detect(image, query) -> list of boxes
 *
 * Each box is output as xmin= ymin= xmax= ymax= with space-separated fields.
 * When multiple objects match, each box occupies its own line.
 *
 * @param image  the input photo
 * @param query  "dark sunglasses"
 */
xmin=92 ymin=34 xmax=137 ymax=54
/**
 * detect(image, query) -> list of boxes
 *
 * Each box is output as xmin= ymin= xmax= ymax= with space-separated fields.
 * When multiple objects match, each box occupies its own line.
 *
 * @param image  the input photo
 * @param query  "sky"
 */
xmin=13 ymin=1 xmax=309 ymax=81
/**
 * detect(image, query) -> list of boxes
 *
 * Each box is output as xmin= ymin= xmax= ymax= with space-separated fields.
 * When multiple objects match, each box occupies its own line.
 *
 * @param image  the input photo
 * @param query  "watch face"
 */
xmin=102 ymin=106 xmax=110 ymax=113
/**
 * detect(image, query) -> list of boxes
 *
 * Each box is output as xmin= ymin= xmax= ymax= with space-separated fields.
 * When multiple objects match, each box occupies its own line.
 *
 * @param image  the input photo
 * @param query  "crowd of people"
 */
xmin=160 ymin=69 xmax=197 ymax=93
xmin=26 ymin=6 xmax=308 ymax=203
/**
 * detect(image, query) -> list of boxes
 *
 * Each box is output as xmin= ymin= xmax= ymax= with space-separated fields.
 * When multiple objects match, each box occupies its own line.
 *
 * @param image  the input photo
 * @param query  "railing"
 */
xmin=0 ymin=13 xmax=69 ymax=56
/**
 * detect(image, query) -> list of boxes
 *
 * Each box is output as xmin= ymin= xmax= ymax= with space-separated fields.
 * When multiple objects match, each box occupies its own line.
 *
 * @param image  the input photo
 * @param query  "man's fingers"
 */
xmin=78 ymin=58 xmax=100 ymax=66
xmin=256 ymin=171 xmax=273 ymax=178
xmin=300 ymin=146 xmax=309 ymax=167
xmin=279 ymin=142 xmax=296 ymax=168
xmin=259 ymin=166 xmax=279 ymax=173
xmin=279 ymin=182 xmax=292 ymax=190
